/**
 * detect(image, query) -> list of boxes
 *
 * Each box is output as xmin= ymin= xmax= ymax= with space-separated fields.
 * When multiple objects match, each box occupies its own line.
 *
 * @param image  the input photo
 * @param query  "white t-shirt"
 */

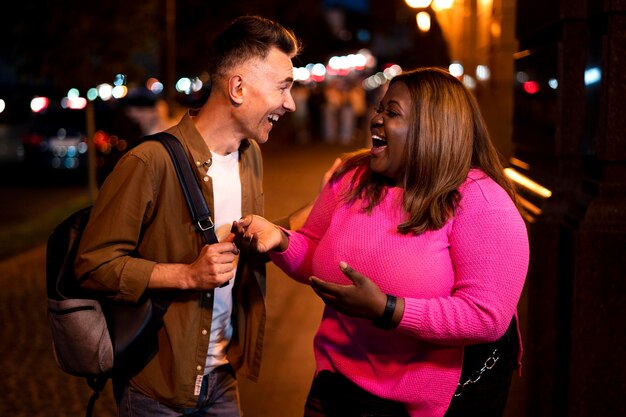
xmin=204 ymin=150 xmax=241 ymax=373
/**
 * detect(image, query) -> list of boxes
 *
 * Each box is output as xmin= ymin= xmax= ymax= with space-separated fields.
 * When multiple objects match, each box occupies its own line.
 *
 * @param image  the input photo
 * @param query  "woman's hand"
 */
xmin=310 ymin=262 xmax=404 ymax=328
xmin=233 ymin=215 xmax=289 ymax=253
xmin=309 ymin=262 xmax=388 ymax=320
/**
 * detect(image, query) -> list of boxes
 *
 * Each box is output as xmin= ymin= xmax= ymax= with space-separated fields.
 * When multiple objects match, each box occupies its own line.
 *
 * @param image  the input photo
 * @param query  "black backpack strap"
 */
xmin=145 ymin=132 xmax=219 ymax=245
xmin=85 ymin=376 xmax=109 ymax=417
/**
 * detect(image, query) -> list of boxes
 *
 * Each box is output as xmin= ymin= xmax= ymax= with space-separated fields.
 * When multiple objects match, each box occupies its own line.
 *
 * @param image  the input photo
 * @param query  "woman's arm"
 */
xmin=398 ymin=203 xmax=529 ymax=345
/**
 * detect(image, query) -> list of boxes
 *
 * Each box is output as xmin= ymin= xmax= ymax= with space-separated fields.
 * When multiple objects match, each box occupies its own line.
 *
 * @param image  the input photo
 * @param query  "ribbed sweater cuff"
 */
xmin=396 ymin=297 xmax=425 ymax=333
xmin=268 ymin=228 xmax=309 ymax=282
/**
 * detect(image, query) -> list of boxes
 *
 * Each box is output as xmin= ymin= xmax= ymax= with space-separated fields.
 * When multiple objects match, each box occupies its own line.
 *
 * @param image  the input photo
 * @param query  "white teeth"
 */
xmin=268 ymin=114 xmax=279 ymax=122
xmin=372 ymin=135 xmax=388 ymax=147
xmin=372 ymin=135 xmax=387 ymax=142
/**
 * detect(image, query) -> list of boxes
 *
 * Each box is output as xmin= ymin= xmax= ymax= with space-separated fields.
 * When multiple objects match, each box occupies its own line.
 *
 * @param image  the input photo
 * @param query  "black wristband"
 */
xmin=372 ymin=294 xmax=397 ymax=330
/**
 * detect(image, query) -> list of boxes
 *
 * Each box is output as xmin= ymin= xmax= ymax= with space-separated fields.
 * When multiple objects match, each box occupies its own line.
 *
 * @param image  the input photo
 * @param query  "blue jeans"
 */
xmin=115 ymin=365 xmax=241 ymax=417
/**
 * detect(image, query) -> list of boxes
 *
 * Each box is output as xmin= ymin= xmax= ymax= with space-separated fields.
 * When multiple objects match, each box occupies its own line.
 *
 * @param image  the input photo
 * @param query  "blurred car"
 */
xmin=21 ymin=100 xmax=143 ymax=184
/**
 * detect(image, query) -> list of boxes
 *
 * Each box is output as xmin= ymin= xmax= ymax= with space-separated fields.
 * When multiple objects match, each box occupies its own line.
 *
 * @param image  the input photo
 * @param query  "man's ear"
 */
xmin=228 ymin=75 xmax=244 ymax=106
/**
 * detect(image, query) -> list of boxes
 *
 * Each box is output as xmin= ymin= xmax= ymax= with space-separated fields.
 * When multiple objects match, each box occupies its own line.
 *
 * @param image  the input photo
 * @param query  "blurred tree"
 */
xmin=0 ymin=0 xmax=336 ymax=97
xmin=0 ymin=0 xmax=447 ymax=100
xmin=1 ymin=0 xmax=160 ymax=95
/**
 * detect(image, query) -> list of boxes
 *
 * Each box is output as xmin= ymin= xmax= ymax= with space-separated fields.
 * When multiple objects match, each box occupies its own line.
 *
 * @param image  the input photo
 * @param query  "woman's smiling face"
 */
xmin=369 ymin=81 xmax=412 ymax=183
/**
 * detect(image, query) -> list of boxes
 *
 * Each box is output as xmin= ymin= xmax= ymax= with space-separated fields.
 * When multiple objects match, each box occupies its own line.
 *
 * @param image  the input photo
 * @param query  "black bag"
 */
xmin=46 ymin=132 xmax=218 ymax=417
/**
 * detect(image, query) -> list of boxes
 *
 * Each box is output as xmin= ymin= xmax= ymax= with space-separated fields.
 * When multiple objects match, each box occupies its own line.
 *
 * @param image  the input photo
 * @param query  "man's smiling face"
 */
xmin=236 ymin=47 xmax=296 ymax=144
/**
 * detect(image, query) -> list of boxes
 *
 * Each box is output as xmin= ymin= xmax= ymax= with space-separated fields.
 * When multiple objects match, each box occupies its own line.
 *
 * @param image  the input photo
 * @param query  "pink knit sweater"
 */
xmin=270 ymin=168 xmax=529 ymax=417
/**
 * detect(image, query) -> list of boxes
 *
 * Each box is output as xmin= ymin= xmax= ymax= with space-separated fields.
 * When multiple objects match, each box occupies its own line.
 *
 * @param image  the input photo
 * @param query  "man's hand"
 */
xmin=149 ymin=234 xmax=241 ymax=291
xmin=186 ymin=234 xmax=240 ymax=289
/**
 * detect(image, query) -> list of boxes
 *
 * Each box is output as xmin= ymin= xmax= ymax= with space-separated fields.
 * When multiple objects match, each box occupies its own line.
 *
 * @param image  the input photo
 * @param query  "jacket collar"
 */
xmin=175 ymin=110 xmax=250 ymax=168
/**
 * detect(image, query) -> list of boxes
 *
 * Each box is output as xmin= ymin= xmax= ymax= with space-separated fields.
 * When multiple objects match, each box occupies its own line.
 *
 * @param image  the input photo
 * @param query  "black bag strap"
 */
xmin=147 ymin=132 xmax=219 ymax=245
xmin=85 ymin=376 xmax=108 ymax=417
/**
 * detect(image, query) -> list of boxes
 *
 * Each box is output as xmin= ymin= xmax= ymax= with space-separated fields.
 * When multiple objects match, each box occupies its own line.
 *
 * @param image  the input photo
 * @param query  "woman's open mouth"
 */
xmin=372 ymin=135 xmax=388 ymax=148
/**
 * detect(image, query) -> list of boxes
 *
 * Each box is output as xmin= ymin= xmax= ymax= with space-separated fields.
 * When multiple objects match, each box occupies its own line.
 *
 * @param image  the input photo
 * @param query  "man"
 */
xmin=75 ymin=15 xmax=300 ymax=417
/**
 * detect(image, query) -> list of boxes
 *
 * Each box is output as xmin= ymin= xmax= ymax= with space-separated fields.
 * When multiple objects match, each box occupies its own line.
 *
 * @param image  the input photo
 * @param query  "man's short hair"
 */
xmin=208 ymin=15 xmax=301 ymax=83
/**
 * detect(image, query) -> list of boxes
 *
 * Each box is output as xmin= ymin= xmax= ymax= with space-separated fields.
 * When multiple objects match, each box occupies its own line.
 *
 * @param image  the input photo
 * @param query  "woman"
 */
xmin=236 ymin=67 xmax=529 ymax=417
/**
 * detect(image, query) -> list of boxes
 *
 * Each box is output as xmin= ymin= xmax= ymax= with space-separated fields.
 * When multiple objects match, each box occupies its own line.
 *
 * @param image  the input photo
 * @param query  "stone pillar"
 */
xmin=513 ymin=0 xmax=626 ymax=416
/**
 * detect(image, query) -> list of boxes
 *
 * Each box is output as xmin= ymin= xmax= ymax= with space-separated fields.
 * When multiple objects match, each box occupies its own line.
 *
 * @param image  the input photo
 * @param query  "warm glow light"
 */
xmin=416 ymin=12 xmax=431 ymax=32
xmin=383 ymin=64 xmax=403 ymax=80
xmin=509 ymin=157 xmax=530 ymax=170
xmin=64 ymin=96 xmax=87 ymax=110
xmin=358 ymin=48 xmax=377 ymax=69
xmin=30 ymin=96 xmax=49 ymax=113
xmin=112 ymin=85 xmax=128 ymax=99
xmin=328 ymin=56 xmax=348 ymax=71
xmin=476 ymin=65 xmax=491 ymax=81
xmin=176 ymin=77 xmax=192 ymax=94
xmin=98 ymin=84 xmax=113 ymax=101
xmin=151 ymin=82 xmax=164 ymax=94
xmin=311 ymin=63 xmax=327 ymax=77
xmin=490 ymin=21 xmax=501 ymax=39
xmin=146 ymin=77 xmax=164 ymax=94
xmin=512 ymin=50 xmax=532 ymax=60
xmin=462 ymin=75 xmax=476 ymax=90
xmin=363 ymin=65 xmax=403 ymax=91
xmin=148 ymin=78 xmax=164 ymax=94
xmin=351 ymin=53 xmax=367 ymax=69
xmin=432 ymin=0 xmax=454 ymax=11
xmin=504 ymin=168 xmax=552 ymax=198
xmin=327 ymin=53 xmax=367 ymax=75
xmin=517 ymin=196 xmax=542 ymax=216
xmin=449 ymin=62 xmax=464 ymax=77
xmin=294 ymin=67 xmax=311 ymax=82
xmin=364 ymin=72 xmax=385 ymax=90
xmin=405 ymin=0 xmax=432 ymax=8
xmin=191 ymin=77 xmax=203 ymax=92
